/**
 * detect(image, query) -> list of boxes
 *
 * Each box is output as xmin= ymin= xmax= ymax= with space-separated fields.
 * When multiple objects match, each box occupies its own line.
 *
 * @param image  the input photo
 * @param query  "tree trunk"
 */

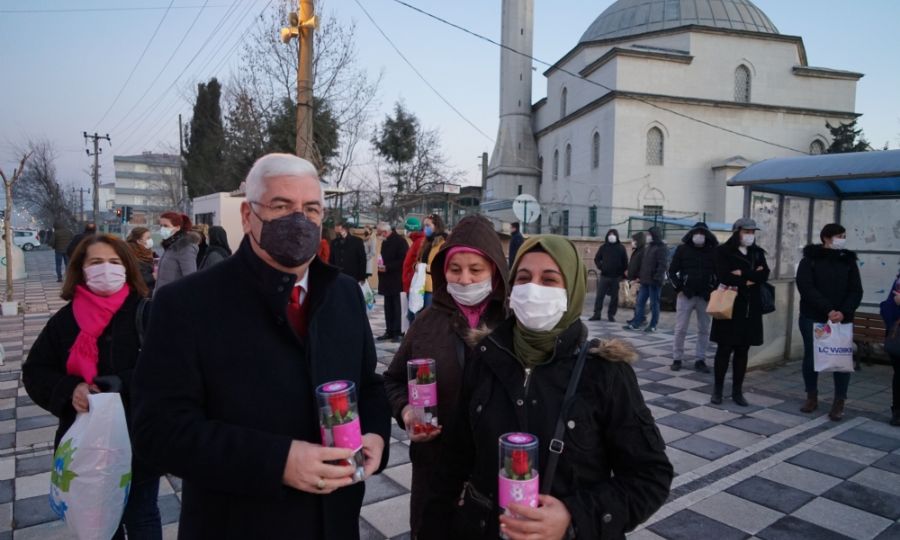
xmin=4 ymin=182 xmax=13 ymax=302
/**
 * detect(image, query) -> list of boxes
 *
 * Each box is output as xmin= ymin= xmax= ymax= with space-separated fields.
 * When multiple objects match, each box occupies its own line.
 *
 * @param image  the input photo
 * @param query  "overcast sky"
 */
xmin=2 ymin=0 xmax=898 ymax=206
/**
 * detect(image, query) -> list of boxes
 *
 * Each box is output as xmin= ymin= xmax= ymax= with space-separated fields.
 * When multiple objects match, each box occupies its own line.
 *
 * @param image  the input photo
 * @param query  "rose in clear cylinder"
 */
xmin=316 ymin=380 xmax=365 ymax=482
xmin=498 ymin=432 xmax=539 ymax=518
xmin=406 ymin=358 xmax=438 ymax=437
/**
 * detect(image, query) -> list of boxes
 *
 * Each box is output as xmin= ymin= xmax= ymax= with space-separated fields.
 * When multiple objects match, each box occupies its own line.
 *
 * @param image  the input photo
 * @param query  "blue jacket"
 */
xmin=881 ymin=272 xmax=900 ymax=334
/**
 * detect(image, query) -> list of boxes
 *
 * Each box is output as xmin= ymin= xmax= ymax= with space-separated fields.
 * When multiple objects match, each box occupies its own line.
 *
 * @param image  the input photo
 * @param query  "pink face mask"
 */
xmin=84 ymin=262 xmax=127 ymax=295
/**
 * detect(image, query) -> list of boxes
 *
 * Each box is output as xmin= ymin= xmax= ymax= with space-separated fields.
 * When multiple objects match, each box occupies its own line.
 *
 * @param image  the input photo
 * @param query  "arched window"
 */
xmin=591 ymin=132 xmax=600 ymax=169
xmin=552 ymin=149 xmax=559 ymax=181
xmin=734 ymin=65 xmax=751 ymax=103
xmin=537 ymin=155 xmax=544 ymax=183
xmin=809 ymin=140 xmax=825 ymax=155
xmin=564 ymin=144 xmax=572 ymax=176
xmin=560 ymin=87 xmax=567 ymax=118
xmin=646 ymin=127 xmax=664 ymax=166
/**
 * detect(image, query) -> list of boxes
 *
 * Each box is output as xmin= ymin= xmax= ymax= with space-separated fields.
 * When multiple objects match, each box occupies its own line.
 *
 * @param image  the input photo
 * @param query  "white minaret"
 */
xmin=485 ymin=0 xmax=539 ymax=209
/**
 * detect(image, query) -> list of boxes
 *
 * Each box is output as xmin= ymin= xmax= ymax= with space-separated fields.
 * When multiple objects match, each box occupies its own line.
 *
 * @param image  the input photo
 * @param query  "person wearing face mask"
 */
xmin=795 ymin=223 xmax=863 ymax=421
xmin=590 ymin=228 xmax=629 ymax=322
xmin=401 ymin=217 xmax=425 ymax=324
xmin=384 ymin=215 xmax=510 ymax=537
xmin=154 ymin=211 xmax=200 ymax=291
xmin=23 ymin=235 xmax=161 ymax=539
xmin=421 ymin=235 xmax=673 ymax=540
xmin=624 ymin=231 xmax=647 ymax=327
xmin=709 ymin=218 xmax=771 ymax=407
xmin=417 ymin=214 xmax=448 ymax=310
xmin=127 ymin=226 xmax=158 ymax=292
xmin=668 ymin=222 xmax=719 ymax=373
xmin=624 ymin=226 xmax=667 ymax=333
xmin=131 ymin=154 xmax=391 ymax=539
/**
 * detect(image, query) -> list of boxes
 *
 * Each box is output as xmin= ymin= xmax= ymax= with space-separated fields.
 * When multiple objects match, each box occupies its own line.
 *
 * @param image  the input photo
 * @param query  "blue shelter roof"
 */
xmin=629 ymin=215 xmax=734 ymax=231
xmin=728 ymin=150 xmax=900 ymax=199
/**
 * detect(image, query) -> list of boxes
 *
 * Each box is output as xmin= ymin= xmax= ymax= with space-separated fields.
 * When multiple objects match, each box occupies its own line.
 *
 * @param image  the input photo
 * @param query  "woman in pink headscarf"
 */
xmin=384 ymin=215 xmax=510 ymax=537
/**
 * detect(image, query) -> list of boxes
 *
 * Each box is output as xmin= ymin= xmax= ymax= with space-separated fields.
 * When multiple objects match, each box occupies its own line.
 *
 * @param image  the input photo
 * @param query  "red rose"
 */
xmin=511 ymin=449 xmax=530 ymax=477
xmin=416 ymin=364 xmax=431 ymax=383
xmin=328 ymin=393 xmax=350 ymax=418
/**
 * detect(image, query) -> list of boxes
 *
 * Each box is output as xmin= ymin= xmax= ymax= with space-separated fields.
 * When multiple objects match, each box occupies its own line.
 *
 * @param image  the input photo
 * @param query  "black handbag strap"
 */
xmin=540 ymin=340 xmax=591 ymax=494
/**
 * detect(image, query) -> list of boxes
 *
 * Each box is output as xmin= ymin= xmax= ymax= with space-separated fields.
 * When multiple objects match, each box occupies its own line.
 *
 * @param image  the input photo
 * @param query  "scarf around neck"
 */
xmin=66 ymin=284 xmax=130 ymax=385
xmin=510 ymin=235 xmax=586 ymax=368
xmin=129 ymin=241 xmax=154 ymax=264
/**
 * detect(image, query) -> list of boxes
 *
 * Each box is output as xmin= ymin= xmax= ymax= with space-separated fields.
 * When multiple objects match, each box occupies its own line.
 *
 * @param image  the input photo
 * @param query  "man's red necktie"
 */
xmin=286 ymin=285 xmax=309 ymax=338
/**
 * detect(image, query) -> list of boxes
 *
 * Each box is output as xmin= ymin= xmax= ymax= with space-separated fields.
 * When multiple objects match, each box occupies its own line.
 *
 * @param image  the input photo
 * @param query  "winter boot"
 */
xmin=670 ymin=360 xmax=682 ymax=371
xmin=694 ymin=360 xmax=710 ymax=374
xmin=732 ymin=391 xmax=749 ymax=407
xmin=800 ymin=392 xmax=818 ymax=413
xmin=829 ymin=399 xmax=845 ymax=421
xmin=890 ymin=408 xmax=900 ymax=427
xmin=710 ymin=386 xmax=723 ymax=405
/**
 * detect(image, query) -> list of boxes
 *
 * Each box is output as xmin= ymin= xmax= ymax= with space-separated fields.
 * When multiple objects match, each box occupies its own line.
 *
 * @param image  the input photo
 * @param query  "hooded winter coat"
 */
xmin=384 ymin=215 xmax=510 ymax=534
xmin=795 ymin=244 xmax=863 ymax=323
xmin=420 ymin=321 xmax=673 ymax=539
xmin=638 ymin=227 xmax=668 ymax=286
xmin=710 ymin=237 xmax=770 ymax=346
xmin=626 ymin=232 xmax=646 ymax=280
xmin=881 ymin=272 xmax=900 ymax=332
xmin=594 ymin=229 xmax=629 ymax=278
xmin=155 ymin=230 xmax=200 ymax=291
xmin=668 ymin=226 xmax=719 ymax=300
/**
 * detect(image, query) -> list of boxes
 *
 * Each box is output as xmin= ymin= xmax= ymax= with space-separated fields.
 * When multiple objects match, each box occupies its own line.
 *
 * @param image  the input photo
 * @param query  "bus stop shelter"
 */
xmin=727 ymin=149 xmax=900 ymax=365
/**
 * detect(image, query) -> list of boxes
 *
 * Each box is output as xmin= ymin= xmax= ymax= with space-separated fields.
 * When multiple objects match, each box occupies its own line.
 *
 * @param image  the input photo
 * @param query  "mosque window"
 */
xmin=565 ymin=144 xmax=572 ymax=176
xmin=809 ymin=140 xmax=825 ymax=155
xmin=646 ymin=127 xmax=664 ymax=166
xmin=537 ymin=155 xmax=543 ymax=184
xmin=592 ymin=132 xmax=600 ymax=169
xmin=561 ymin=87 xmax=567 ymax=118
xmin=734 ymin=65 xmax=751 ymax=103
xmin=553 ymin=150 xmax=559 ymax=181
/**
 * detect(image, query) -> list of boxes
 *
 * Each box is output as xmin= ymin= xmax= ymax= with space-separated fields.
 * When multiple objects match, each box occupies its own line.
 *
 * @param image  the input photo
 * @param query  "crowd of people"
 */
xmin=17 ymin=151 xmax=899 ymax=539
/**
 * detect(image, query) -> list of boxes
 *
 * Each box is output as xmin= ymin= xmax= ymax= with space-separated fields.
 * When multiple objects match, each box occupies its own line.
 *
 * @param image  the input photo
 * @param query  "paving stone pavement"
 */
xmin=0 ymin=250 xmax=897 ymax=539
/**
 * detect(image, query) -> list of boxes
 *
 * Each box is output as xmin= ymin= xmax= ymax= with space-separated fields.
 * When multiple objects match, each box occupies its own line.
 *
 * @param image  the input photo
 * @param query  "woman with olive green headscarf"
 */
xmin=421 ymin=235 xmax=673 ymax=540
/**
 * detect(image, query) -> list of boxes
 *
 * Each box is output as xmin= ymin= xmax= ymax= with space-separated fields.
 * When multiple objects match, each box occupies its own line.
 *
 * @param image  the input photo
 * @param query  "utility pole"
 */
xmin=72 ymin=187 xmax=90 ymax=223
xmin=83 ymin=132 xmax=110 ymax=224
xmin=179 ymin=114 xmax=189 ymax=214
xmin=280 ymin=0 xmax=318 ymax=161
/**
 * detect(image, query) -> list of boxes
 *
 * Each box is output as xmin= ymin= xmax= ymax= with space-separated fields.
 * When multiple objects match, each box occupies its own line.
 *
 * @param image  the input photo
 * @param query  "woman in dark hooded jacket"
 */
xmin=420 ymin=235 xmax=673 ymax=540
xmin=199 ymin=225 xmax=232 ymax=270
xmin=710 ymin=218 xmax=770 ymax=406
xmin=384 ymin=215 xmax=510 ymax=536
xmin=795 ymin=223 xmax=863 ymax=421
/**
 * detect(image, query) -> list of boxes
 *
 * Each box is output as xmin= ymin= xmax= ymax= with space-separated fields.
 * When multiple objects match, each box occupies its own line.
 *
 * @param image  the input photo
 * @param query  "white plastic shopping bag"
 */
xmin=50 ymin=392 xmax=133 ymax=540
xmin=360 ymin=281 xmax=376 ymax=312
xmin=408 ymin=263 xmax=427 ymax=314
xmin=813 ymin=322 xmax=855 ymax=373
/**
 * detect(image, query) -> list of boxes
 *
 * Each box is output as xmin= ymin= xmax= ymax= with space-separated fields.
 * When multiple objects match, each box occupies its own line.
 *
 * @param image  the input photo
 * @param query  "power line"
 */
xmin=0 ymin=5 xmax=230 ymax=14
xmin=351 ymin=0 xmax=494 ymax=144
xmin=120 ymin=0 xmax=273 ymax=154
xmin=107 ymin=0 xmax=212 ymax=136
xmin=93 ymin=0 xmax=177 ymax=130
xmin=388 ymin=0 xmax=808 ymax=155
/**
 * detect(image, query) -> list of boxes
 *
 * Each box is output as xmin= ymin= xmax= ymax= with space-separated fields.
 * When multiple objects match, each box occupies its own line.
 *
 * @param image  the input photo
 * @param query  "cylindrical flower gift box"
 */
xmin=406 ymin=358 xmax=439 ymax=437
xmin=498 ymin=432 xmax=540 ymax=514
xmin=316 ymin=380 xmax=365 ymax=482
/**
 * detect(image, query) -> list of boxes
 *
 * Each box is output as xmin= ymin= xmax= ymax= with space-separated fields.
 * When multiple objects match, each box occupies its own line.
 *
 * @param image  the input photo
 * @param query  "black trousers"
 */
xmin=892 ymin=353 xmax=899 ymax=411
xmin=384 ymin=293 xmax=402 ymax=337
xmin=714 ymin=344 xmax=750 ymax=395
xmin=593 ymin=276 xmax=620 ymax=318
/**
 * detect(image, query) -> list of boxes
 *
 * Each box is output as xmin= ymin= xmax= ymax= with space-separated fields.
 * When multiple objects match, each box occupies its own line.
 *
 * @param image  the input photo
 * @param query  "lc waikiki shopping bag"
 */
xmin=706 ymin=286 xmax=738 ymax=320
xmin=360 ymin=281 xmax=376 ymax=312
xmin=813 ymin=322 xmax=855 ymax=373
xmin=408 ymin=263 xmax=427 ymax=314
xmin=50 ymin=392 xmax=132 ymax=540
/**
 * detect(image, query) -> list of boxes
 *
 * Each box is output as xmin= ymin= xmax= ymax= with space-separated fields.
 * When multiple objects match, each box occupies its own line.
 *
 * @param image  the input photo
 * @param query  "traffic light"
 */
xmin=116 ymin=207 xmax=122 ymax=219
xmin=124 ymin=206 xmax=133 ymax=222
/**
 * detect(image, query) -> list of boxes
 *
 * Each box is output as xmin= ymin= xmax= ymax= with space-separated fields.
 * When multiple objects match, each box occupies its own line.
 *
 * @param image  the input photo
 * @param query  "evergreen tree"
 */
xmin=825 ymin=120 xmax=870 ymax=153
xmin=223 ymin=91 xmax=267 ymax=190
xmin=265 ymin=98 xmax=340 ymax=176
xmin=372 ymin=102 xmax=418 ymax=193
xmin=184 ymin=78 xmax=225 ymax=197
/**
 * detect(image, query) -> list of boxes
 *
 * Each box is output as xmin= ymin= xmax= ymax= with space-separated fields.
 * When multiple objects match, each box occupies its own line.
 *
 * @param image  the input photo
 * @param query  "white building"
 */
xmin=484 ymin=0 xmax=861 ymax=234
xmin=113 ymin=153 xmax=184 ymax=224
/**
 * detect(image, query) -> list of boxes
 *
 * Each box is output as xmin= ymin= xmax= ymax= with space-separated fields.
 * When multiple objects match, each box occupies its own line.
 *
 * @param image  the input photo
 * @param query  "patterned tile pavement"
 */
xmin=0 ymin=250 xmax=897 ymax=539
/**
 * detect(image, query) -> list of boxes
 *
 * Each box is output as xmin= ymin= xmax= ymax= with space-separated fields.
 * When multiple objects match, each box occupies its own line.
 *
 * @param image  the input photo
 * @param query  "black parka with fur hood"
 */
xmin=420 ymin=321 xmax=673 ymax=540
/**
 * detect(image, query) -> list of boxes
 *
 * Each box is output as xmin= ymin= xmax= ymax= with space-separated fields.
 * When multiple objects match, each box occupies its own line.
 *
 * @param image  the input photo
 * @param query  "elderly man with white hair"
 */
xmin=132 ymin=153 xmax=391 ymax=539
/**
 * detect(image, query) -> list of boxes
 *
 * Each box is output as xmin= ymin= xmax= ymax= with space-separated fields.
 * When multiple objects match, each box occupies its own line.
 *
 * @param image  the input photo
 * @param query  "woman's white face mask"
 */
xmin=510 ymin=283 xmax=568 ymax=332
xmin=447 ymin=280 xmax=492 ymax=306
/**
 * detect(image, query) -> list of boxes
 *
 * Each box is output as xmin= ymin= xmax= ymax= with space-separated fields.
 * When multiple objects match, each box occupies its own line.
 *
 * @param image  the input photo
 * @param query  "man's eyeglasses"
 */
xmin=249 ymin=200 xmax=321 ymax=220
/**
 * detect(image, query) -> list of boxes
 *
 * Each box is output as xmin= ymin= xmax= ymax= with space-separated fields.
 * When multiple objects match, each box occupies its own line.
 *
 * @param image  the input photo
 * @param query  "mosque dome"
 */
xmin=579 ymin=0 xmax=778 ymax=43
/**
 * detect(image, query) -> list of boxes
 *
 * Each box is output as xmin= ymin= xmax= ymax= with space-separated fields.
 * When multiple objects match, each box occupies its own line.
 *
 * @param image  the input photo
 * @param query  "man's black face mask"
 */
xmin=250 ymin=207 xmax=321 ymax=268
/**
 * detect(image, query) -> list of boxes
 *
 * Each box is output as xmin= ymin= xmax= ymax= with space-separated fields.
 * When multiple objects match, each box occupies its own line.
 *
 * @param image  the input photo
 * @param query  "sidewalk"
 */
xmin=0 ymin=250 xmax=896 ymax=539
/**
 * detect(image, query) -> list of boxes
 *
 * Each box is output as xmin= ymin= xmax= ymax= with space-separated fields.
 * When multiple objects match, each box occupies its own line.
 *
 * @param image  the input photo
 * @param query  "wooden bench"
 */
xmin=853 ymin=312 xmax=886 ymax=367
